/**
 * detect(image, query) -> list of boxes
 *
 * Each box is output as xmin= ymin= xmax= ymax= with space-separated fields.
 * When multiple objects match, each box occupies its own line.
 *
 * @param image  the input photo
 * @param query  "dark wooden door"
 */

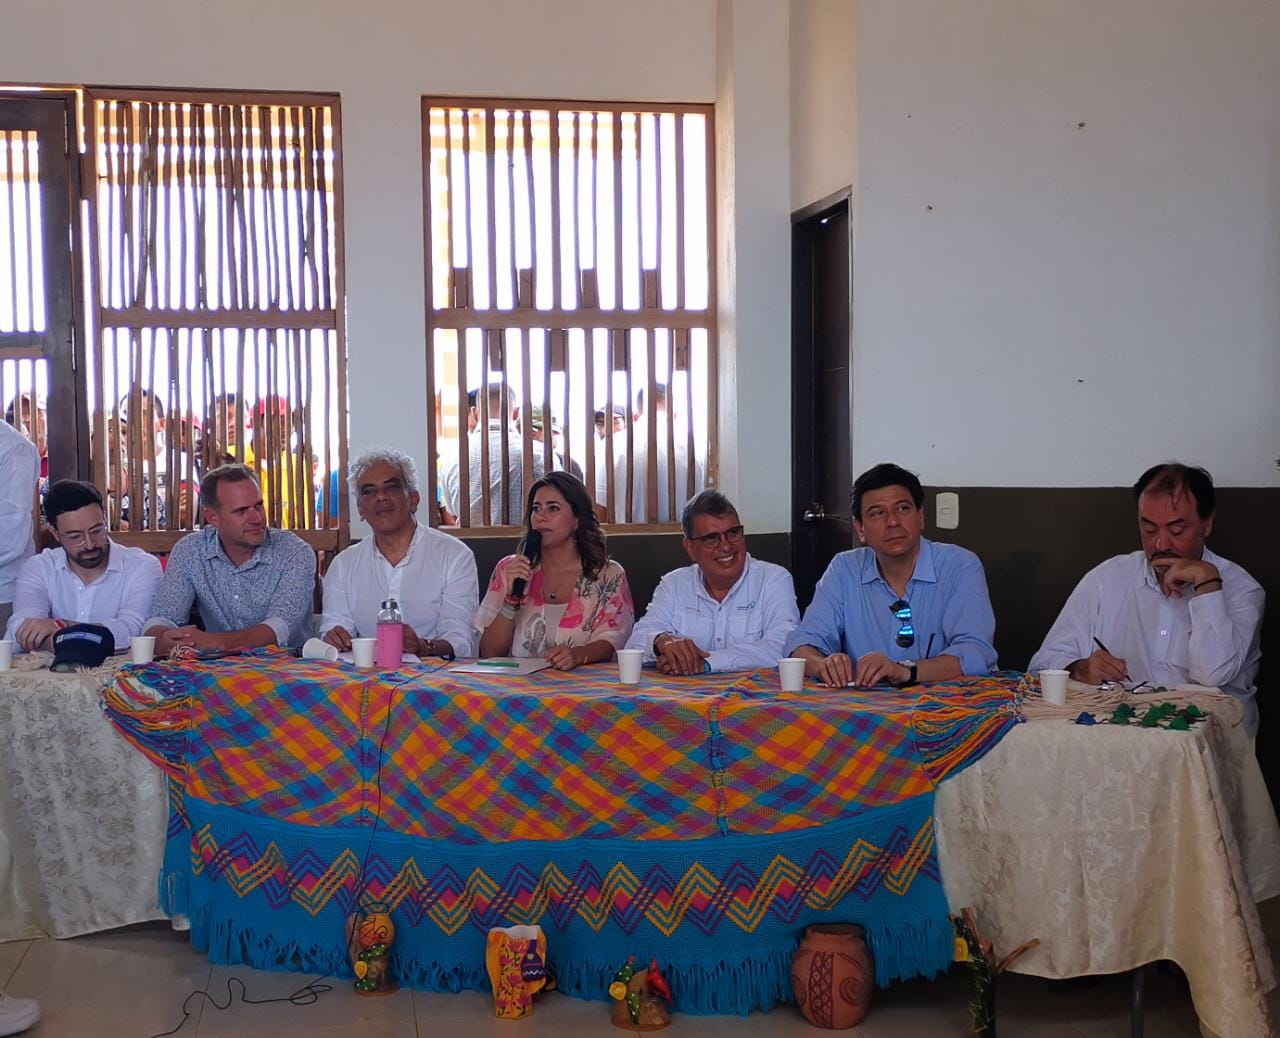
xmin=0 ymin=93 xmax=84 ymax=482
xmin=791 ymin=191 xmax=852 ymax=608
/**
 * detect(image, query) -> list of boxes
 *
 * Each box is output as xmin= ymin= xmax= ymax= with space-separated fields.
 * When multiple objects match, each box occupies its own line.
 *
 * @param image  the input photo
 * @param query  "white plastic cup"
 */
xmin=1040 ymin=669 xmax=1070 ymax=707
xmin=351 ymin=637 xmax=377 ymax=669
xmin=130 ymin=635 xmax=156 ymax=665
xmin=302 ymin=637 xmax=340 ymax=662
xmin=778 ymin=657 xmax=806 ymax=692
xmin=616 ymin=648 xmax=643 ymax=685
xmin=0 ymin=639 xmax=11 ymax=671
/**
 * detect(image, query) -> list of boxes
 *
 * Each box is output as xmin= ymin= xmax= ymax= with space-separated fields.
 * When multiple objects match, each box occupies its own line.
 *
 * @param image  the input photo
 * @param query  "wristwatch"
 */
xmin=421 ymin=637 xmax=454 ymax=661
xmin=897 ymin=660 xmax=918 ymax=687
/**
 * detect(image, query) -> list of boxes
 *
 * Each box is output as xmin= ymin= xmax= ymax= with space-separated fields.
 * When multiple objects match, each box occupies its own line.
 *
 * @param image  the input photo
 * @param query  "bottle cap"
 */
xmin=381 ymin=599 xmax=397 ymax=610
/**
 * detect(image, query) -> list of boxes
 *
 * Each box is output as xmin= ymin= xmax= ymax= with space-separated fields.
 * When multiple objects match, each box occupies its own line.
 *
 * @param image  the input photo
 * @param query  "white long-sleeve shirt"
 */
xmin=625 ymin=555 xmax=800 ymax=672
xmin=1029 ymin=548 xmax=1264 ymax=733
xmin=4 ymin=542 xmax=163 ymax=650
xmin=320 ymin=521 xmax=479 ymax=656
xmin=597 ymin=426 xmax=704 ymax=524
xmin=0 ymin=420 xmax=40 ymax=604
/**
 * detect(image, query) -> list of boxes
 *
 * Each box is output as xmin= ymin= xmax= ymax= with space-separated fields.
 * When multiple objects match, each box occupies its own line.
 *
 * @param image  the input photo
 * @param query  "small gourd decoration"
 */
xmin=346 ymin=907 xmax=397 ymax=996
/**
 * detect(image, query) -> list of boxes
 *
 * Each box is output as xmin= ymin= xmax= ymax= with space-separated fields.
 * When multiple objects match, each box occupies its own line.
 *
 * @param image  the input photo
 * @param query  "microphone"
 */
xmin=511 ymin=529 xmax=542 ymax=599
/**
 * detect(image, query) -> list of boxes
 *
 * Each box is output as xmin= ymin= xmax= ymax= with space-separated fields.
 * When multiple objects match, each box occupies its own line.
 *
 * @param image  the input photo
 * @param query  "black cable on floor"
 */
xmin=146 ymin=975 xmax=334 ymax=1038
xmin=147 ymin=668 xmax=418 ymax=1038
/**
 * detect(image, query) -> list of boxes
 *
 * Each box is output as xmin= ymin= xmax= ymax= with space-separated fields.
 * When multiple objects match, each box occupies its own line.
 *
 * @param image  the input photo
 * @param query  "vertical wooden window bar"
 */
xmin=0 ymin=95 xmax=79 ymax=486
xmin=85 ymin=89 xmax=348 ymax=555
xmin=422 ymin=99 xmax=716 ymax=530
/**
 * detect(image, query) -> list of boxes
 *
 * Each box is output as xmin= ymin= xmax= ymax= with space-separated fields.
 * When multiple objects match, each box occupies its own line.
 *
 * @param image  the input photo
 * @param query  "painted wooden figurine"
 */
xmin=609 ymin=956 xmax=672 ymax=1030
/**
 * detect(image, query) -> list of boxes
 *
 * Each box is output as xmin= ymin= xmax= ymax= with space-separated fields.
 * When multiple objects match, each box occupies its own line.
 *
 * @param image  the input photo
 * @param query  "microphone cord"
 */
xmin=146 ymin=663 xmax=440 ymax=1038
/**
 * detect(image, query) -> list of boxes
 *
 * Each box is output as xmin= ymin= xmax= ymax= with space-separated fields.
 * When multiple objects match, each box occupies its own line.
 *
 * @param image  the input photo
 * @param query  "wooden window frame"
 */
xmin=421 ymin=96 xmax=718 ymax=535
xmin=0 ymin=90 xmax=86 ymax=483
xmin=81 ymin=86 xmax=350 ymax=556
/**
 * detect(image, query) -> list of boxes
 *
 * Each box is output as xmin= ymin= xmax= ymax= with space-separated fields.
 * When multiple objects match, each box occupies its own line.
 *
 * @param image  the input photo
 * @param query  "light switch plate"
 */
xmin=936 ymin=491 xmax=959 ymax=530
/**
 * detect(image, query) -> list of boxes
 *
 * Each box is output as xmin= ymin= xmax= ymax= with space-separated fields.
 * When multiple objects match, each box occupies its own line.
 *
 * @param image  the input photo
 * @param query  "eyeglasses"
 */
xmin=1101 ymin=679 xmax=1151 ymax=694
xmin=689 ymin=524 xmax=745 ymax=549
xmin=359 ymin=480 xmax=406 ymax=499
xmin=60 ymin=524 xmax=109 ymax=548
xmin=889 ymin=598 xmax=914 ymax=649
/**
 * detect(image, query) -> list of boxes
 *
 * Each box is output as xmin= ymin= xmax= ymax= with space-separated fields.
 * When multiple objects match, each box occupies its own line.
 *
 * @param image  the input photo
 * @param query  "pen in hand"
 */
xmin=1092 ymin=637 xmax=1130 ymax=683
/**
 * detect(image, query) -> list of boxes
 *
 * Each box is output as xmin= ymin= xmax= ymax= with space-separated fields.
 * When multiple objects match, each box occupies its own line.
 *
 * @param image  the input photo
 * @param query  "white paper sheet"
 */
xmin=448 ymin=657 xmax=551 ymax=676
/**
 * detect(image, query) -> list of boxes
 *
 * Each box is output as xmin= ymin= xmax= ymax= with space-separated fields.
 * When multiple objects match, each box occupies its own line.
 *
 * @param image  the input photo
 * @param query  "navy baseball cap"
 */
xmin=50 ymin=624 xmax=117 ymax=672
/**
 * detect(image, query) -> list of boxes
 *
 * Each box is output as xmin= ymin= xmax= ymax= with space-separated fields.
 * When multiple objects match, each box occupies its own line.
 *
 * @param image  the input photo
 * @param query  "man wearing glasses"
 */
xmin=320 ymin=447 xmax=477 ymax=659
xmin=625 ymin=490 xmax=799 ymax=674
xmin=786 ymin=463 xmax=998 ymax=688
xmin=4 ymin=480 xmax=162 ymax=652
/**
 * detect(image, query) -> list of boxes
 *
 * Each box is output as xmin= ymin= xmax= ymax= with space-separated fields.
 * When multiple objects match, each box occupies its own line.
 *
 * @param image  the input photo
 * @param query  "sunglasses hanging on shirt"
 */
xmin=889 ymin=598 xmax=915 ymax=649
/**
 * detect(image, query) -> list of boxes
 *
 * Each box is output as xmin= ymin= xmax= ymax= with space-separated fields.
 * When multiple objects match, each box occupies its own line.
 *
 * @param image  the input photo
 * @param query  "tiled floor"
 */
xmin=3 ymin=900 xmax=1278 ymax=1037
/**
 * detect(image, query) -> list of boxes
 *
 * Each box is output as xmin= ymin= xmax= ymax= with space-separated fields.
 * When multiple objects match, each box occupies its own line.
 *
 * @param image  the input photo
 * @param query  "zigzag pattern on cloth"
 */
xmin=103 ymin=652 xmax=1022 ymax=1006
xmin=188 ymin=814 xmax=938 ymax=936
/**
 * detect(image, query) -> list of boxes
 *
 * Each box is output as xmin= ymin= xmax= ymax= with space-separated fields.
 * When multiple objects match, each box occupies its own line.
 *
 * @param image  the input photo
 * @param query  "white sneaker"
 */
xmin=0 ymin=993 xmax=41 ymax=1036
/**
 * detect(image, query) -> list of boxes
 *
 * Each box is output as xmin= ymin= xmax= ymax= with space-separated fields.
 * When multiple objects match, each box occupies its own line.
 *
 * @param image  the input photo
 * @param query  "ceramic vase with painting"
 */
xmin=790 ymin=923 xmax=874 ymax=1029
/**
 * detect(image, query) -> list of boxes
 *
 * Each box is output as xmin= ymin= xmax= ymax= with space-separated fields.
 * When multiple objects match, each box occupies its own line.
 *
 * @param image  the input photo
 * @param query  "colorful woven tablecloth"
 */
xmin=103 ymin=650 xmax=1022 ymax=1014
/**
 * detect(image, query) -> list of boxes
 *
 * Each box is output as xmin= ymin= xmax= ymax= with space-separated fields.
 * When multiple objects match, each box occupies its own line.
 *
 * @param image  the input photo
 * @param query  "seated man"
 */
xmin=626 ymin=490 xmax=799 ymax=674
xmin=1030 ymin=463 xmax=1264 ymax=732
xmin=143 ymin=464 xmax=315 ymax=654
xmin=320 ymin=448 xmax=478 ymax=658
xmin=4 ymin=480 xmax=162 ymax=652
xmin=786 ymin=463 xmax=998 ymax=688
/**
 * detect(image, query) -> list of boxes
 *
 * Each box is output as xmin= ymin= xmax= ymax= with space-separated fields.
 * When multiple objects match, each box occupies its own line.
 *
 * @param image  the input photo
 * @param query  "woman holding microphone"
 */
xmin=476 ymin=472 xmax=634 ymax=669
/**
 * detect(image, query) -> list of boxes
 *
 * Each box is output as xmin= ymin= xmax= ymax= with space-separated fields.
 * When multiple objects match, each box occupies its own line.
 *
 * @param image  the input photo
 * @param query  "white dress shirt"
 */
xmin=598 ymin=425 xmax=704 ymax=524
xmin=0 ymin=420 xmax=40 ymax=603
xmin=1030 ymin=548 xmax=1265 ymax=733
xmin=4 ymin=541 xmax=163 ymax=650
xmin=320 ymin=521 xmax=479 ymax=656
xmin=626 ymin=555 xmax=800 ymax=672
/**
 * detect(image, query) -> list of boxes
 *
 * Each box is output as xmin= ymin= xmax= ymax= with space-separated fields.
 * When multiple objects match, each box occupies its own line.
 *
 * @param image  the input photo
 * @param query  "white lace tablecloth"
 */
xmin=937 ymin=681 xmax=1280 ymax=1038
xmin=0 ymin=654 xmax=169 ymax=940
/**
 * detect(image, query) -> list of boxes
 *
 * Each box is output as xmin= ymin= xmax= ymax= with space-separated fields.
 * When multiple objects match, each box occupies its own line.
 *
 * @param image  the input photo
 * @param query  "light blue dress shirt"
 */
xmin=784 ymin=538 xmax=998 ymax=676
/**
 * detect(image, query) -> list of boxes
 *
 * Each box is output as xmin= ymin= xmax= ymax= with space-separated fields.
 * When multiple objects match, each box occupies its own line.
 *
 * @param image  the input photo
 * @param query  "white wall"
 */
xmin=2 ymin=0 xmax=804 ymax=527
xmin=853 ymin=0 xmax=1280 ymax=487
xmin=716 ymin=0 xmax=793 ymax=531
xmin=789 ymin=0 xmax=856 ymax=211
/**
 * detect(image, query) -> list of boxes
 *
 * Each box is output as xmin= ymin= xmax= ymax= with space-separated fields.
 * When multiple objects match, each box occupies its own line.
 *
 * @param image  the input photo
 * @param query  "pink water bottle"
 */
xmin=376 ymin=598 xmax=403 ymax=669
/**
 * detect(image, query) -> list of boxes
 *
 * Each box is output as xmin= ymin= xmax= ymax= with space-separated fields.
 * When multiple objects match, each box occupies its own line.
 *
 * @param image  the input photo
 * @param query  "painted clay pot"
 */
xmin=790 ymin=923 xmax=874 ymax=1028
